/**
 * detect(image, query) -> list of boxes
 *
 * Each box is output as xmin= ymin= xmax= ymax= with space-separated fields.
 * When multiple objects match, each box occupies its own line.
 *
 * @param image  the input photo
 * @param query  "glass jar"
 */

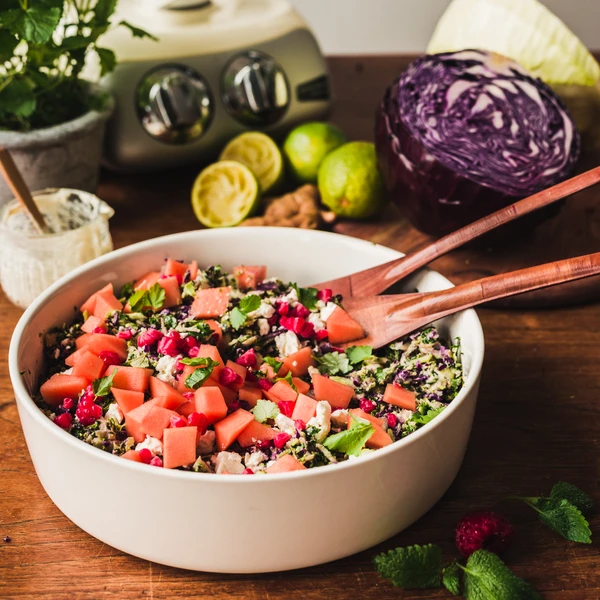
xmin=0 ymin=188 xmax=114 ymax=309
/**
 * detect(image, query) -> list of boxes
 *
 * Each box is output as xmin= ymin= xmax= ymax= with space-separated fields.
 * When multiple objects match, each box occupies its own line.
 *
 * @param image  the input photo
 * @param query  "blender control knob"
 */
xmin=222 ymin=51 xmax=290 ymax=126
xmin=137 ymin=66 xmax=213 ymax=144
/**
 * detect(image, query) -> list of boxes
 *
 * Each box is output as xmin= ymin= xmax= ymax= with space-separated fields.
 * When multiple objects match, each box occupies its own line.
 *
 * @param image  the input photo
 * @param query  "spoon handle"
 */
xmin=315 ymin=165 xmax=600 ymax=298
xmin=0 ymin=148 xmax=48 ymax=234
xmin=348 ymin=252 xmax=600 ymax=348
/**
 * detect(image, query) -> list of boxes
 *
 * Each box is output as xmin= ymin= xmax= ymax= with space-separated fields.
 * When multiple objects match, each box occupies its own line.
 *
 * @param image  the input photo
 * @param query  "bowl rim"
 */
xmin=9 ymin=227 xmax=485 ymax=483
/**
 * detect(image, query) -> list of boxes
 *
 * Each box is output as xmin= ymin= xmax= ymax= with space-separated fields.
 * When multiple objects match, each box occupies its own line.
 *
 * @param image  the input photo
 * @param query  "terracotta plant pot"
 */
xmin=0 ymin=92 xmax=115 ymax=205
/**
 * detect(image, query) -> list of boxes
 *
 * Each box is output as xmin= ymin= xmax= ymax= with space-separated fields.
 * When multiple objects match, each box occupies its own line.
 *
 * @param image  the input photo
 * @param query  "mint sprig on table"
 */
xmin=509 ymin=481 xmax=594 ymax=543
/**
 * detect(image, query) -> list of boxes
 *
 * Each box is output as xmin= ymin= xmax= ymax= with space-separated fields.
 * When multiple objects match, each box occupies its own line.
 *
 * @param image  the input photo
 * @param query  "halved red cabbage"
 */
xmin=375 ymin=50 xmax=581 ymax=236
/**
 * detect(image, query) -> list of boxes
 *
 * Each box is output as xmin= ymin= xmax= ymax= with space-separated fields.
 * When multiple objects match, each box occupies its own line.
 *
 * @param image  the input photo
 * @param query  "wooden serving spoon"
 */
xmin=338 ymin=251 xmax=600 ymax=349
xmin=312 ymin=165 xmax=600 ymax=298
xmin=0 ymin=148 xmax=49 ymax=234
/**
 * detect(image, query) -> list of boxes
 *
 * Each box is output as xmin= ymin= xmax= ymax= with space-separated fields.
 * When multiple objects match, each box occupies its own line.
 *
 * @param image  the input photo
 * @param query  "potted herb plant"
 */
xmin=0 ymin=0 xmax=153 ymax=203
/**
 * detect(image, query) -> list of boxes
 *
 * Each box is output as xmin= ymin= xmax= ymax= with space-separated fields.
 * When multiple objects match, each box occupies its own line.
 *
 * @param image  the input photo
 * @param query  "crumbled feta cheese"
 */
xmin=307 ymin=401 xmax=331 ymax=442
xmin=197 ymin=430 xmax=216 ymax=455
xmin=308 ymin=365 xmax=320 ymax=379
xmin=135 ymin=435 xmax=163 ymax=456
xmin=249 ymin=301 xmax=275 ymax=319
xmin=307 ymin=312 xmax=325 ymax=332
xmin=398 ymin=409 xmax=414 ymax=424
xmin=214 ymin=451 xmax=245 ymax=474
xmin=105 ymin=402 xmax=124 ymax=424
xmin=275 ymin=413 xmax=296 ymax=435
xmin=275 ymin=330 xmax=300 ymax=357
xmin=331 ymin=409 xmax=349 ymax=428
xmin=320 ymin=302 xmax=338 ymax=322
xmin=155 ymin=355 xmax=179 ymax=384
xmin=258 ymin=318 xmax=270 ymax=336
xmin=61 ymin=367 xmax=73 ymax=375
xmin=280 ymin=288 xmax=298 ymax=305
xmin=244 ymin=450 xmax=268 ymax=472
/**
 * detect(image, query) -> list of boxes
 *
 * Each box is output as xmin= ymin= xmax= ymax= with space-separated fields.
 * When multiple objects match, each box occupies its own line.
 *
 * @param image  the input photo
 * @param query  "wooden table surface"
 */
xmin=1 ymin=56 xmax=600 ymax=599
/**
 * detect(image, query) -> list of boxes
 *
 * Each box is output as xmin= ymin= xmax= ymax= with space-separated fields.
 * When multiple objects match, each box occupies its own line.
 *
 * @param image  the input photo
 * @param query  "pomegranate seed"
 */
xmin=295 ymin=419 xmax=306 ymax=431
xmin=175 ymin=359 xmax=186 ymax=371
xmin=187 ymin=412 xmax=208 ymax=435
xmin=292 ymin=303 xmax=310 ymax=318
xmin=150 ymin=456 xmax=163 ymax=467
xmin=75 ymin=400 xmax=102 ymax=426
xmin=276 ymin=301 xmax=290 ymax=316
xmin=246 ymin=370 xmax=258 ymax=383
xmin=359 ymin=399 xmax=377 ymax=413
xmin=279 ymin=316 xmax=307 ymax=335
xmin=139 ymin=448 xmax=153 ymax=464
xmin=219 ymin=367 xmax=243 ymax=387
xmin=184 ymin=336 xmax=198 ymax=350
xmin=170 ymin=415 xmax=187 ymax=428
xmin=54 ymin=412 xmax=72 ymax=430
xmin=267 ymin=314 xmax=279 ymax=327
xmin=86 ymin=384 xmax=94 ymax=393
xmin=157 ymin=335 xmax=180 ymax=357
xmin=273 ymin=432 xmax=291 ymax=449
xmin=277 ymin=401 xmax=295 ymax=417
xmin=117 ymin=329 xmax=133 ymax=340
xmin=93 ymin=326 xmax=107 ymax=334
xmin=98 ymin=350 xmax=121 ymax=368
xmin=137 ymin=328 xmax=163 ymax=347
xmin=227 ymin=400 xmax=241 ymax=413
xmin=387 ymin=413 xmax=398 ymax=428
xmin=317 ymin=289 xmax=333 ymax=303
xmin=79 ymin=392 xmax=95 ymax=405
xmin=256 ymin=439 xmax=273 ymax=450
xmin=236 ymin=348 xmax=257 ymax=367
xmin=61 ymin=398 xmax=75 ymax=410
xmin=257 ymin=378 xmax=274 ymax=391
xmin=316 ymin=330 xmax=329 ymax=341
xmin=187 ymin=345 xmax=200 ymax=358
xmin=299 ymin=321 xmax=315 ymax=338
xmin=243 ymin=468 xmax=254 ymax=474
xmin=183 ymin=392 xmax=194 ymax=401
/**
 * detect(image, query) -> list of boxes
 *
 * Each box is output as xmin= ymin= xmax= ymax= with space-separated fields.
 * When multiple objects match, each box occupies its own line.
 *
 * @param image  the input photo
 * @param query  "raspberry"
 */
xmin=317 ymin=288 xmax=333 ymax=303
xmin=220 ymin=367 xmax=243 ymax=388
xmin=139 ymin=448 xmax=153 ymax=464
xmin=157 ymin=335 xmax=180 ymax=357
xmin=150 ymin=456 xmax=163 ymax=467
xmin=98 ymin=350 xmax=121 ymax=369
xmin=236 ymin=348 xmax=257 ymax=367
xmin=61 ymin=398 xmax=75 ymax=411
xmin=75 ymin=401 xmax=102 ymax=426
xmin=316 ymin=330 xmax=328 ymax=341
xmin=455 ymin=511 xmax=514 ymax=558
xmin=54 ymin=412 xmax=72 ymax=430
xmin=137 ymin=328 xmax=163 ymax=348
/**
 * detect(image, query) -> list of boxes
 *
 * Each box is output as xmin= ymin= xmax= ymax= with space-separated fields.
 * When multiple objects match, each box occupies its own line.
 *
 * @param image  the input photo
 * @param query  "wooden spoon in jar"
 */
xmin=312 ymin=165 xmax=600 ymax=298
xmin=0 ymin=148 xmax=49 ymax=234
xmin=337 ymin=252 xmax=600 ymax=349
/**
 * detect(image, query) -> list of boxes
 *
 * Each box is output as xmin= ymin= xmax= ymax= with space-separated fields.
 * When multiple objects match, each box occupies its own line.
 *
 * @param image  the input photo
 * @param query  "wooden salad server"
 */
xmin=312 ymin=165 xmax=600 ymax=298
xmin=339 ymin=251 xmax=600 ymax=349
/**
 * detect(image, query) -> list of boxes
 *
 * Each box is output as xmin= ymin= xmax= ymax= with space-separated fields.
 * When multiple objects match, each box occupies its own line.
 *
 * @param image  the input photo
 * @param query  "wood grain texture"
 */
xmin=1 ymin=56 xmax=600 ymax=599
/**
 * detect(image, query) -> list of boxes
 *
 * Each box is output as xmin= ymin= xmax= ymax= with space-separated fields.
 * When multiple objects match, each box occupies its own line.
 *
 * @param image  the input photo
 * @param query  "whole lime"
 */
xmin=318 ymin=142 xmax=387 ymax=219
xmin=283 ymin=122 xmax=347 ymax=183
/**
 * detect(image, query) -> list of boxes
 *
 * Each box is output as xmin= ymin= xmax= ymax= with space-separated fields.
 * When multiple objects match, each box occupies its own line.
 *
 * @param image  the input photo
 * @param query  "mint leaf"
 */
xmin=323 ymin=414 xmax=374 ymax=457
xmin=182 ymin=281 xmax=196 ymax=299
xmin=128 ymin=354 xmax=149 ymax=368
xmin=184 ymin=359 xmax=220 ymax=389
xmin=373 ymin=544 xmax=442 ymax=589
xmin=146 ymin=283 xmax=166 ymax=310
xmin=536 ymin=498 xmax=592 ymax=544
xmin=239 ymin=294 xmax=261 ymax=314
xmin=442 ymin=562 xmax=461 ymax=596
xmin=276 ymin=370 xmax=297 ymax=391
xmin=346 ymin=345 xmax=372 ymax=364
xmin=549 ymin=482 xmax=594 ymax=515
xmin=263 ymin=356 xmax=283 ymax=372
xmin=92 ymin=369 xmax=118 ymax=397
xmin=315 ymin=351 xmax=351 ymax=376
xmin=230 ymin=307 xmax=247 ymax=330
xmin=462 ymin=550 xmax=541 ymax=600
xmin=252 ymin=399 xmax=280 ymax=423
xmin=128 ymin=289 xmax=147 ymax=312
xmin=298 ymin=286 xmax=319 ymax=310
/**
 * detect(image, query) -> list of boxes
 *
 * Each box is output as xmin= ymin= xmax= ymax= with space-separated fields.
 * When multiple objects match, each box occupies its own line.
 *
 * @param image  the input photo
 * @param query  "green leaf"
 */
xmin=119 ymin=282 xmax=135 ymax=301
xmin=263 ymin=356 xmax=283 ymax=372
xmin=94 ymin=0 xmax=118 ymax=24
xmin=230 ymin=307 xmax=247 ymax=330
xmin=128 ymin=289 xmax=147 ymax=312
xmin=292 ymin=284 xmax=319 ymax=310
xmin=315 ymin=351 xmax=351 ymax=376
xmin=549 ymin=482 xmax=594 ymax=515
xmin=180 ymin=357 xmax=220 ymax=367
xmin=536 ymin=498 xmax=592 ymax=544
xmin=442 ymin=562 xmax=461 ymax=596
xmin=0 ymin=77 xmax=36 ymax=117
xmin=118 ymin=20 xmax=158 ymax=41
xmin=252 ymin=399 xmax=280 ymax=423
xmin=276 ymin=370 xmax=297 ymax=391
xmin=92 ymin=369 xmax=117 ymax=397
xmin=182 ymin=281 xmax=196 ymax=299
xmin=95 ymin=47 xmax=116 ymax=76
xmin=128 ymin=354 xmax=149 ymax=368
xmin=373 ymin=544 xmax=442 ymax=589
xmin=185 ymin=360 xmax=219 ymax=389
xmin=239 ymin=294 xmax=261 ymax=314
xmin=146 ymin=283 xmax=165 ymax=310
xmin=409 ymin=405 xmax=446 ymax=428
xmin=2 ymin=4 xmax=62 ymax=45
xmin=346 ymin=345 xmax=373 ymax=364
xmin=0 ymin=29 xmax=18 ymax=61
xmin=323 ymin=414 xmax=374 ymax=457
xmin=462 ymin=550 xmax=541 ymax=600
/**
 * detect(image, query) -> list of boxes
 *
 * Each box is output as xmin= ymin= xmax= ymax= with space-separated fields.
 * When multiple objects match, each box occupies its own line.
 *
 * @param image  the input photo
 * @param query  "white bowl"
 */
xmin=9 ymin=228 xmax=484 ymax=573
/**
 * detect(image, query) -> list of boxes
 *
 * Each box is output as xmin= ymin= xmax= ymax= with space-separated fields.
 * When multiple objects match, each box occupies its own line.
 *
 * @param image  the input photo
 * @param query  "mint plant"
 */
xmin=0 ymin=0 xmax=155 ymax=131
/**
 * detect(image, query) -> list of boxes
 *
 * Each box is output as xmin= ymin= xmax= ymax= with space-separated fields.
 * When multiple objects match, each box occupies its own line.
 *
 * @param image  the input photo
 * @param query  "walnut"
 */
xmin=240 ymin=184 xmax=321 ymax=229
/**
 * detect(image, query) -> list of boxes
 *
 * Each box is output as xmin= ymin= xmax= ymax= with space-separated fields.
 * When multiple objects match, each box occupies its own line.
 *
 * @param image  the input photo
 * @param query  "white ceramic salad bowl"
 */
xmin=9 ymin=227 xmax=484 ymax=573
